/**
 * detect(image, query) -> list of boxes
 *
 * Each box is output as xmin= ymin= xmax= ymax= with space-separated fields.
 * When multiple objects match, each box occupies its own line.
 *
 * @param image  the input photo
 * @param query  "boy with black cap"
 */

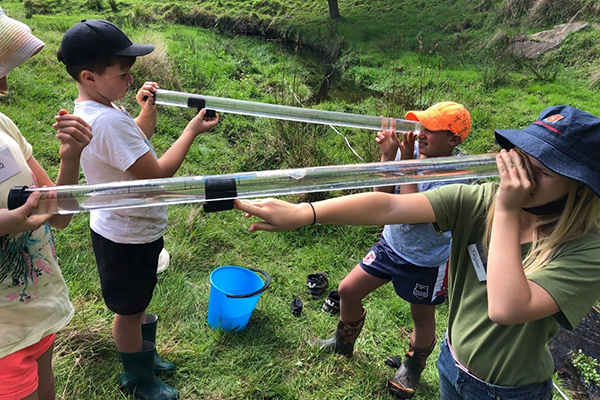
xmin=58 ymin=19 xmax=219 ymax=400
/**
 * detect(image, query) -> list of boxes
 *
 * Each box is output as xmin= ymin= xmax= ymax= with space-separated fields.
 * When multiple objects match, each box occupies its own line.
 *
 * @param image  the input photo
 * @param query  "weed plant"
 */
xmin=569 ymin=349 xmax=600 ymax=386
xmin=1 ymin=0 xmax=599 ymax=398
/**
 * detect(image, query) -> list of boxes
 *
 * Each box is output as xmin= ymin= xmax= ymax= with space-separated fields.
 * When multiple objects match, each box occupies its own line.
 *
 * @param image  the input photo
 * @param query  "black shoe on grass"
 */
xmin=306 ymin=272 xmax=328 ymax=298
xmin=322 ymin=290 xmax=340 ymax=315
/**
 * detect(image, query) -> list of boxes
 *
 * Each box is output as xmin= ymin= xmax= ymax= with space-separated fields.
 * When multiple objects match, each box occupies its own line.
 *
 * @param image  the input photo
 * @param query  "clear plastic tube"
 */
xmin=9 ymin=154 xmax=498 ymax=215
xmin=153 ymin=89 xmax=421 ymax=134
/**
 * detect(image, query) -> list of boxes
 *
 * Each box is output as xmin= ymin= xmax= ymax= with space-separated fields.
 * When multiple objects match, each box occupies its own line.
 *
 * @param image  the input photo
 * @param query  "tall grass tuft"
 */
xmin=130 ymin=33 xmax=183 ymax=91
xmin=501 ymin=0 xmax=600 ymax=28
xmin=130 ymin=3 xmax=158 ymax=24
xmin=108 ymin=0 xmax=118 ymax=12
xmin=23 ymin=0 xmax=34 ymax=18
xmin=589 ymin=68 xmax=600 ymax=90
xmin=85 ymin=0 xmax=104 ymax=12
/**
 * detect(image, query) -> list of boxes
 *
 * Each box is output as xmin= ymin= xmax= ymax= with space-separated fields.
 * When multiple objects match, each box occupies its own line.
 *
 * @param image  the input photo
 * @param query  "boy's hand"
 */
xmin=53 ymin=110 xmax=93 ymax=161
xmin=375 ymin=116 xmax=400 ymax=161
xmin=184 ymin=108 xmax=220 ymax=136
xmin=399 ymin=132 xmax=416 ymax=160
xmin=136 ymin=81 xmax=160 ymax=112
xmin=0 ymin=192 xmax=52 ymax=236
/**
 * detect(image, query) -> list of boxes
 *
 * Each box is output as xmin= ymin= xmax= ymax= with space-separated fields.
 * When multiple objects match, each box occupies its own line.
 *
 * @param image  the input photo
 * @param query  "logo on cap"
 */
xmin=543 ymin=114 xmax=564 ymax=123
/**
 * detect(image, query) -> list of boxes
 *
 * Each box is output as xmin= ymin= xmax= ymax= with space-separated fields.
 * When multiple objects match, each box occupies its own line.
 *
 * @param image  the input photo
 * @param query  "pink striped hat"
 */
xmin=0 ymin=7 xmax=45 ymax=78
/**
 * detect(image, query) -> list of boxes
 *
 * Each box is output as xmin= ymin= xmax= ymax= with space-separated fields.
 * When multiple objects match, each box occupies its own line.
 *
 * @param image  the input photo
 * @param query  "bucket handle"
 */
xmin=225 ymin=268 xmax=271 ymax=298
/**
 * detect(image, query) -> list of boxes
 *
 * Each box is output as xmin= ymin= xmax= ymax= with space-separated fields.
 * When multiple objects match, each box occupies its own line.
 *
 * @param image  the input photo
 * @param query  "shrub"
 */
xmin=570 ymin=349 xmax=600 ymax=386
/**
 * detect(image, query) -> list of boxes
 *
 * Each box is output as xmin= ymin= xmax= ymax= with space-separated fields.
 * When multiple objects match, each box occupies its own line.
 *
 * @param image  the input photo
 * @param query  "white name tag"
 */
xmin=0 ymin=145 xmax=22 ymax=184
xmin=467 ymin=242 xmax=488 ymax=282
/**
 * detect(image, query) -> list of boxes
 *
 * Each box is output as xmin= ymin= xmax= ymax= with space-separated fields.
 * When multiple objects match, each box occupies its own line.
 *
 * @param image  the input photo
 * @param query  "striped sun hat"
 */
xmin=0 ymin=7 xmax=44 ymax=78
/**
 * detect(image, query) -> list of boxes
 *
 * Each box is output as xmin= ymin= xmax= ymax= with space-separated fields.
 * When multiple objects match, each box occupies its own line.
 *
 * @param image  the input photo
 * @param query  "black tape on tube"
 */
xmin=187 ymin=96 xmax=216 ymax=118
xmin=203 ymin=177 xmax=237 ymax=213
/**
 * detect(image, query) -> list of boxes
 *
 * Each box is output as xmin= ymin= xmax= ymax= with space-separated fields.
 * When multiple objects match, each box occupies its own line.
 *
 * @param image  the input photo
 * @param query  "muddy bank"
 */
xmin=549 ymin=307 xmax=600 ymax=399
xmin=159 ymin=4 xmax=344 ymax=62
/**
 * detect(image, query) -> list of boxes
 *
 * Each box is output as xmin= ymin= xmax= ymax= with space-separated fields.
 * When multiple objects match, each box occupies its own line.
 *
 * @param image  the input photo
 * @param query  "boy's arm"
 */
xmin=134 ymin=82 xmax=159 ymax=139
xmin=374 ymin=117 xmax=399 ymax=194
xmin=374 ymin=119 xmax=418 ymax=194
xmin=128 ymin=109 xmax=219 ymax=179
xmin=397 ymin=132 xmax=418 ymax=195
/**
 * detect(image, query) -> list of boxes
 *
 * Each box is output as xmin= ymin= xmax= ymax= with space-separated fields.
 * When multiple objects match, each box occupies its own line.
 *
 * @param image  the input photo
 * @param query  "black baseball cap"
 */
xmin=59 ymin=19 xmax=154 ymax=66
xmin=495 ymin=105 xmax=600 ymax=197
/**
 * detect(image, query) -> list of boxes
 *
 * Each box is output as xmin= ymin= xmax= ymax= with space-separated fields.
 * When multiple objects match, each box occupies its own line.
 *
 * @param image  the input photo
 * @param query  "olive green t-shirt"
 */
xmin=424 ymin=182 xmax=600 ymax=386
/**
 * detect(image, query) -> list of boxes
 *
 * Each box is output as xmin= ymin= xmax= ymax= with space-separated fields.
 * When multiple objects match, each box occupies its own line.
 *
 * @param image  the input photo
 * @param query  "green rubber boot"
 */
xmin=142 ymin=314 xmax=175 ymax=376
xmin=118 ymin=340 xmax=179 ymax=400
xmin=313 ymin=308 xmax=366 ymax=357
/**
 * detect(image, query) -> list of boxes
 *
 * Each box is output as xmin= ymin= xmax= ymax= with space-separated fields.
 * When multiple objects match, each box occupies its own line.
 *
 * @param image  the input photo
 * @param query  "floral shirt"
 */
xmin=0 ymin=113 xmax=73 ymax=358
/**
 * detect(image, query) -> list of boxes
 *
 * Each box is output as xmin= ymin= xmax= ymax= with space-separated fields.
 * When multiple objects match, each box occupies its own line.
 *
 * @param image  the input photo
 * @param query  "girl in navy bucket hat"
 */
xmin=235 ymin=105 xmax=600 ymax=399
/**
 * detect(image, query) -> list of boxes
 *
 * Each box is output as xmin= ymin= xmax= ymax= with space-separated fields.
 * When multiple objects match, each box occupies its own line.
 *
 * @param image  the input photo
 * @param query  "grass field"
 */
xmin=1 ymin=0 xmax=599 ymax=398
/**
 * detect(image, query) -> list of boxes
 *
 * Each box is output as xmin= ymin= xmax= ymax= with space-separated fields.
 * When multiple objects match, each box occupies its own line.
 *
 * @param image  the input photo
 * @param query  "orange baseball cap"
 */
xmin=405 ymin=101 xmax=471 ymax=142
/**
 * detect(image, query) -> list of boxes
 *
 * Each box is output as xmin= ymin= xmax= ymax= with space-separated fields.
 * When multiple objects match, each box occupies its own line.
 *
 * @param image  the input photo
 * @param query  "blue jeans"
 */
xmin=436 ymin=337 xmax=553 ymax=400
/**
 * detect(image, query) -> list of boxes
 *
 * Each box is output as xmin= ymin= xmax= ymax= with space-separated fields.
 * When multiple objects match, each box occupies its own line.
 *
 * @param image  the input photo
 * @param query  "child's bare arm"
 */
xmin=398 ymin=132 xmax=418 ymax=195
xmin=235 ymin=191 xmax=436 ymax=233
xmin=487 ymin=149 xmax=560 ymax=324
xmin=128 ymin=108 xmax=219 ymax=179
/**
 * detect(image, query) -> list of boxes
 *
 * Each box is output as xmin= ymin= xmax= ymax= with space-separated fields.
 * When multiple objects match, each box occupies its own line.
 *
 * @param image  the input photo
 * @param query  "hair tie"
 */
xmin=308 ymin=202 xmax=316 ymax=225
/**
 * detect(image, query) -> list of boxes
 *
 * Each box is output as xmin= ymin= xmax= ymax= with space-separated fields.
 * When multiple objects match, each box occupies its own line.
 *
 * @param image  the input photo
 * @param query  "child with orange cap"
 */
xmin=314 ymin=102 xmax=471 ymax=398
xmin=0 ymin=7 xmax=92 ymax=400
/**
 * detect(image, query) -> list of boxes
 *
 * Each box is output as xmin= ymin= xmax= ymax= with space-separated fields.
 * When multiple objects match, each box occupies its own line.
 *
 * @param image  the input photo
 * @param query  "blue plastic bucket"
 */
xmin=207 ymin=266 xmax=271 ymax=331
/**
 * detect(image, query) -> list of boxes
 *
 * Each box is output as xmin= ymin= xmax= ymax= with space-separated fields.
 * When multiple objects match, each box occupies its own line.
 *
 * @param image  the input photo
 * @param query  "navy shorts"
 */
xmin=91 ymin=230 xmax=163 ymax=315
xmin=359 ymin=236 xmax=448 ymax=305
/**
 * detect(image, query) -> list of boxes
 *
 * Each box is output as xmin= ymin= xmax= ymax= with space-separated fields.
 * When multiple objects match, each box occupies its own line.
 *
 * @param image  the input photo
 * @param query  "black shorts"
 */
xmin=359 ymin=236 xmax=448 ymax=305
xmin=90 ymin=230 xmax=163 ymax=315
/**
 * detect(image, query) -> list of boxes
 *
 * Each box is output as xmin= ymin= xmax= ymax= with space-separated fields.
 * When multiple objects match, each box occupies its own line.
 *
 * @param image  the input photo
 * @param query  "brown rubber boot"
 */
xmin=312 ymin=308 xmax=366 ymax=357
xmin=387 ymin=337 xmax=436 ymax=399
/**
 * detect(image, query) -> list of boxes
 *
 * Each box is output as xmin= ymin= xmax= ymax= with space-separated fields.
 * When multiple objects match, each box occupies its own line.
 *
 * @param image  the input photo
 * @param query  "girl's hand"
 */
xmin=375 ymin=117 xmax=400 ymax=161
xmin=53 ymin=110 xmax=93 ymax=161
xmin=136 ymin=81 xmax=160 ymax=112
xmin=496 ymin=149 xmax=536 ymax=212
xmin=234 ymin=198 xmax=312 ymax=232
xmin=0 ymin=192 xmax=52 ymax=236
xmin=184 ymin=108 xmax=220 ymax=136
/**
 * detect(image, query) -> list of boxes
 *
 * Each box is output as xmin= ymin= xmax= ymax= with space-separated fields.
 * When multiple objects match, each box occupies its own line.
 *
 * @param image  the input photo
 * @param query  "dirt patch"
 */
xmin=548 ymin=307 xmax=600 ymax=399
xmin=507 ymin=22 xmax=589 ymax=58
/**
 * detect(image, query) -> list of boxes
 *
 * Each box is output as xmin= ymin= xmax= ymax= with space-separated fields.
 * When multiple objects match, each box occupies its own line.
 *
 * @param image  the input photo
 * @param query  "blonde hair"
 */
xmin=483 ymin=181 xmax=600 ymax=275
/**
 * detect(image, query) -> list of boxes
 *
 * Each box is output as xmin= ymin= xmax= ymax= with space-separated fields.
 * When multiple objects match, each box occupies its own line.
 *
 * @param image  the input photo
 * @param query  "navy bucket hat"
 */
xmin=59 ymin=19 xmax=154 ymax=66
xmin=495 ymin=105 xmax=600 ymax=197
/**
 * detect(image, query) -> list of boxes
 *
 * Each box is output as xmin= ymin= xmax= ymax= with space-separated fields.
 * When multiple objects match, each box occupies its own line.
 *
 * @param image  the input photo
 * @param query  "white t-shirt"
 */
xmin=75 ymin=101 xmax=167 ymax=244
xmin=0 ymin=113 xmax=73 ymax=358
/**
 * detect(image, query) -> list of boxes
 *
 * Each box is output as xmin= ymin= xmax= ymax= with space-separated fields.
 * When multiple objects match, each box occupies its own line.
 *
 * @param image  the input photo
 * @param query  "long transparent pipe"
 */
xmin=153 ymin=89 xmax=421 ymax=134
xmin=9 ymin=154 xmax=498 ymax=215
